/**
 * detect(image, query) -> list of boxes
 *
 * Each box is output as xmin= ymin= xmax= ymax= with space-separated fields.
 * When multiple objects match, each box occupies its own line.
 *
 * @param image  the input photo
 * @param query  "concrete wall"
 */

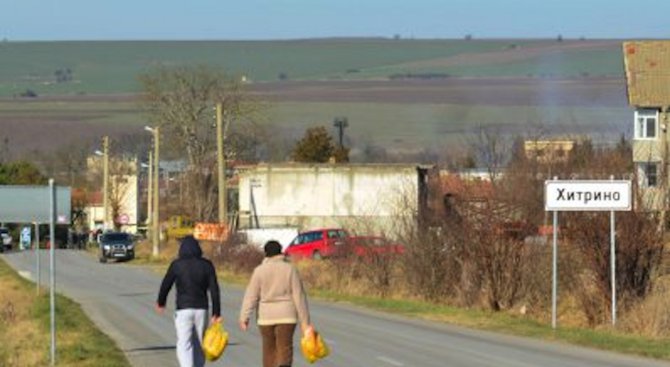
xmin=237 ymin=164 xmax=426 ymax=236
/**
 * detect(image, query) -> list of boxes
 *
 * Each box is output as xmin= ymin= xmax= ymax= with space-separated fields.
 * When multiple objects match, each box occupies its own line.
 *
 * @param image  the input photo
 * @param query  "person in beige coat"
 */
xmin=239 ymin=241 xmax=312 ymax=367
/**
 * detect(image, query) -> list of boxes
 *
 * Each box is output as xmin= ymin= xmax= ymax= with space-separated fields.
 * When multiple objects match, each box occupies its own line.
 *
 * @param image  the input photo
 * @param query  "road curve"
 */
xmin=2 ymin=250 xmax=669 ymax=367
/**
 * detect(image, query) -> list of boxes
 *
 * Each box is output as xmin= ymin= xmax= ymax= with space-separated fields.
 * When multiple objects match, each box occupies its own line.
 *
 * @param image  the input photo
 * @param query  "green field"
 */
xmin=0 ymin=39 xmax=623 ymax=97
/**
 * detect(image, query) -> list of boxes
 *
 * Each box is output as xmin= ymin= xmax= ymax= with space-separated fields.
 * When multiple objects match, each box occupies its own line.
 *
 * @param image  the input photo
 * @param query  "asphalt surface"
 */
xmin=3 ymin=249 xmax=670 ymax=367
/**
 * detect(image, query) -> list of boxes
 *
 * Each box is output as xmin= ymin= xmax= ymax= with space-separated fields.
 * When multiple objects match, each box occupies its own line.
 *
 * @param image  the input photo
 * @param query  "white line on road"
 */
xmin=376 ymin=356 xmax=404 ymax=366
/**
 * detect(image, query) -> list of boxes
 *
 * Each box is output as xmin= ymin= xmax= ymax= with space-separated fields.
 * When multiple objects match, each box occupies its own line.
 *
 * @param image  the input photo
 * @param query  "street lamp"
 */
xmin=145 ymin=126 xmax=160 ymax=257
xmin=94 ymin=136 xmax=110 ymax=231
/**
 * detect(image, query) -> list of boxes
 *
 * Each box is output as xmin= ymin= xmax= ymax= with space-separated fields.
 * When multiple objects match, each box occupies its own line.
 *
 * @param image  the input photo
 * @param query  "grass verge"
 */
xmin=310 ymin=289 xmax=670 ymax=360
xmin=0 ymin=257 xmax=130 ymax=367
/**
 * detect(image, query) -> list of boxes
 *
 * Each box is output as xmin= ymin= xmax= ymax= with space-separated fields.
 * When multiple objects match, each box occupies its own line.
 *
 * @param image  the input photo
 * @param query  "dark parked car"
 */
xmin=99 ymin=232 xmax=135 ymax=263
xmin=0 ymin=228 xmax=12 ymax=252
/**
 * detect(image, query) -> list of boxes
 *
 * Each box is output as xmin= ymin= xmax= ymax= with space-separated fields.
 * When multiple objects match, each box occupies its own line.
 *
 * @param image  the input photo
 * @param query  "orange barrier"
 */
xmin=194 ymin=223 xmax=228 ymax=242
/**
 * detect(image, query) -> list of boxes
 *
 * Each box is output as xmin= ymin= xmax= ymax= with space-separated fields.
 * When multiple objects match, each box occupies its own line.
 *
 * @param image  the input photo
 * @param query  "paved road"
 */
xmin=3 ymin=250 xmax=670 ymax=367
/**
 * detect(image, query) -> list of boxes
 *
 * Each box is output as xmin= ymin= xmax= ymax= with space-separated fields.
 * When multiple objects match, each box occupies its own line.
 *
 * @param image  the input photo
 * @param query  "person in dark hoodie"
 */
xmin=156 ymin=236 xmax=221 ymax=367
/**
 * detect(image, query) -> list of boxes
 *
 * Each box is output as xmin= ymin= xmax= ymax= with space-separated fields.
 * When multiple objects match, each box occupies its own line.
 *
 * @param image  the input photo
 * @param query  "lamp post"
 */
xmin=145 ymin=126 xmax=160 ymax=257
xmin=94 ymin=136 xmax=110 ymax=231
xmin=216 ymin=103 xmax=227 ymax=225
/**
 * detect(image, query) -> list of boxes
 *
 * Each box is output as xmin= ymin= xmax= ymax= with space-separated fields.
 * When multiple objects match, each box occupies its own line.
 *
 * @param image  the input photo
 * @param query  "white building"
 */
xmin=85 ymin=156 xmax=140 ymax=233
xmin=237 ymin=163 xmax=432 ymax=236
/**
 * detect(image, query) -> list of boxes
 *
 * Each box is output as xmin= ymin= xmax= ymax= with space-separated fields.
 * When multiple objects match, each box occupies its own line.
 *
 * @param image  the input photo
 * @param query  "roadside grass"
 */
xmin=309 ymin=289 xmax=670 ymax=360
xmin=0 ymin=257 xmax=130 ymax=367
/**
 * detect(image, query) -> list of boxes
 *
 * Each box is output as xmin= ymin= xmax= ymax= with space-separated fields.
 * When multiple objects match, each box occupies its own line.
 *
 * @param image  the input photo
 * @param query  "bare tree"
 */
xmin=139 ymin=65 xmax=259 ymax=221
xmin=108 ymin=158 xmax=135 ymax=231
xmin=469 ymin=126 xmax=509 ymax=184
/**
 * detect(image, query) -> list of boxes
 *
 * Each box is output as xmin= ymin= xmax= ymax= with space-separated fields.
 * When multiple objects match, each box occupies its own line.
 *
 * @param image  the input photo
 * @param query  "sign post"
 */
xmin=544 ymin=179 xmax=631 ymax=328
xmin=49 ymin=179 xmax=57 ymax=366
xmin=0 ymin=184 xmax=71 ymax=366
xmin=35 ymin=222 xmax=40 ymax=295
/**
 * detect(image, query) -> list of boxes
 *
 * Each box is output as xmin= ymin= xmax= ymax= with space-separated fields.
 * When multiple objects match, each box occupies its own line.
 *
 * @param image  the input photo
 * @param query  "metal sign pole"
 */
xmin=610 ymin=176 xmax=616 ymax=326
xmin=552 ymin=209 xmax=558 ymax=329
xmin=35 ymin=222 xmax=40 ymax=295
xmin=49 ymin=179 xmax=56 ymax=366
xmin=610 ymin=211 xmax=616 ymax=326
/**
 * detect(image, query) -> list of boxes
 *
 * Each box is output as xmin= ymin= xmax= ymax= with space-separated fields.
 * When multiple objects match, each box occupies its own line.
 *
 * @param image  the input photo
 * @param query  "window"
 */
xmin=327 ymin=230 xmax=346 ymax=239
xmin=635 ymin=109 xmax=659 ymax=139
xmin=637 ymin=162 xmax=659 ymax=188
xmin=301 ymin=231 xmax=323 ymax=243
xmin=102 ymin=233 xmax=131 ymax=242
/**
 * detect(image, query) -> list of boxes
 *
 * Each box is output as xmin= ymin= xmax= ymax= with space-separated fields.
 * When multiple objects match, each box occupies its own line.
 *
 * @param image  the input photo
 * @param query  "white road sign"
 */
xmin=545 ymin=180 xmax=632 ymax=211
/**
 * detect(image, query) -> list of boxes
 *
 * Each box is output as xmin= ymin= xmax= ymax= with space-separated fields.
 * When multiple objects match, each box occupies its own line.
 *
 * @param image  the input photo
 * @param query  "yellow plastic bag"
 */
xmin=300 ymin=327 xmax=330 ymax=364
xmin=202 ymin=322 xmax=228 ymax=361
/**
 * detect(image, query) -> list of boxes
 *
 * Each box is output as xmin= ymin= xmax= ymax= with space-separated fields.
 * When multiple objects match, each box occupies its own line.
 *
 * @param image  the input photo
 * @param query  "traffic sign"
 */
xmin=117 ymin=214 xmax=129 ymax=225
xmin=545 ymin=180 xmax=631 ymax=211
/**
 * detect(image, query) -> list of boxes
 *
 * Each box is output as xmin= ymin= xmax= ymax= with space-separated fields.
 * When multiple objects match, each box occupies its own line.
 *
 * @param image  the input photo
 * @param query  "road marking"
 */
xmin=376 ymin=356 xmax=404 ymax=366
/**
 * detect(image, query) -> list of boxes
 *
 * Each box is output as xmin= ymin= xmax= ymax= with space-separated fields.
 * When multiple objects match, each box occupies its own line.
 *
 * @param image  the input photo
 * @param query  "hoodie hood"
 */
xmin=179 ymin=236 xmax=202 ymax=259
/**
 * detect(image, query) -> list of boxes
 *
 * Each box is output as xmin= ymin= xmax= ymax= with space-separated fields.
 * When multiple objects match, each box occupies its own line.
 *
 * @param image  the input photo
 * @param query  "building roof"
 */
xmin=439 ymin=172 xmax=493 ymax=200
xmin=623 ymin=41 xmax=670 ymax=107
xmin=238 ymin=162 xmax=435 ymax=172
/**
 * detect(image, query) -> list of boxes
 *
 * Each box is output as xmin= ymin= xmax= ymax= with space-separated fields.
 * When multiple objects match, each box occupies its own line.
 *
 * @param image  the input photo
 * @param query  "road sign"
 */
xmin=545 ymin=180 xmax=631 ymax=211
xmin=544 ymin=178 xmax=631 ymax=329
xmin=0 ymin=185 xmax=71 ymax=223
xmin=117 ymin=214 xmax=129 ymax=225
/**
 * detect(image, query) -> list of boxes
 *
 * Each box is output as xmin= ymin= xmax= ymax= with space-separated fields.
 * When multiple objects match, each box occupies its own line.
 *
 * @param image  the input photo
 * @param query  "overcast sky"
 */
xmin=2 ymin=0 xmax=668 ymax=41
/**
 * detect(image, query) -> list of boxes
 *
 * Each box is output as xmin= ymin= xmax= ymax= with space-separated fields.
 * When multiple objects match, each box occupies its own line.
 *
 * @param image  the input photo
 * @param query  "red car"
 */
xmin=285 ymin=229 xmax=404 ymax=260
xmin=284 ymin=228 xmax=348 ymax=260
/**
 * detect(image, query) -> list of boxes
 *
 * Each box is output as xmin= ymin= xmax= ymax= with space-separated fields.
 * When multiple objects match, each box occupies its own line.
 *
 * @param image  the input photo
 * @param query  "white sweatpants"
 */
xmin=174 ymin=308 xmax=208 ymax=367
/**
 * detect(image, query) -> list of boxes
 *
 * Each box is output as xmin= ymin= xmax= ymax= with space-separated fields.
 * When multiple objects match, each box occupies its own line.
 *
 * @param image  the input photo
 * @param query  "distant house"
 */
xmin=623 ymin=41 xmax=670 ymax=210
xmin=85 ymin=155 xmax=139 ymax=232
xmin=236 ymin=163 xmax=433 ymax=236
xmin=523 ymin=138 xmax=578 ymax=164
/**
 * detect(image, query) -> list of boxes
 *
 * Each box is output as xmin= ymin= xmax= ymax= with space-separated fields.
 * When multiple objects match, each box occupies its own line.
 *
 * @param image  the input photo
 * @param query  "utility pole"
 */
xmin=216 ymin=103 xmax=227 ymax=225
xmin=145 ymin=126 xmax=160 ymax=257
xmin=153 ymin=127 xmax=160 ymax=257
xmin=102 ymin=136 xmax=110 ymax=231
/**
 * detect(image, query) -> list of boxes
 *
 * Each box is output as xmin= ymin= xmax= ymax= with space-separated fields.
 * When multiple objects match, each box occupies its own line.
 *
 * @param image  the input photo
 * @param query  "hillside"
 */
xmin=0 ymin=39 xmax=623 ymax=97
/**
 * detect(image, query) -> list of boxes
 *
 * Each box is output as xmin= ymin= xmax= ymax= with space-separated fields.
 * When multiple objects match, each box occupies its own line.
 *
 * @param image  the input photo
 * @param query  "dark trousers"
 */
xmin=259 ymin=323 xmax=297 ymax=367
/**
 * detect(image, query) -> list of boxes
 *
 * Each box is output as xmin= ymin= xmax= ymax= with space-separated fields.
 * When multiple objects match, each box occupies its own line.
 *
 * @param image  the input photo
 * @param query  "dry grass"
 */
xmin=0 ymin=274 xmax=46 ymax=367
xmin=620 ymin=276 xmax=670 ymax=338
xmin=132 ymin=238 xmax=179 ymax=265
xmin=0 ymin=258 xmax=129 ymax=366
